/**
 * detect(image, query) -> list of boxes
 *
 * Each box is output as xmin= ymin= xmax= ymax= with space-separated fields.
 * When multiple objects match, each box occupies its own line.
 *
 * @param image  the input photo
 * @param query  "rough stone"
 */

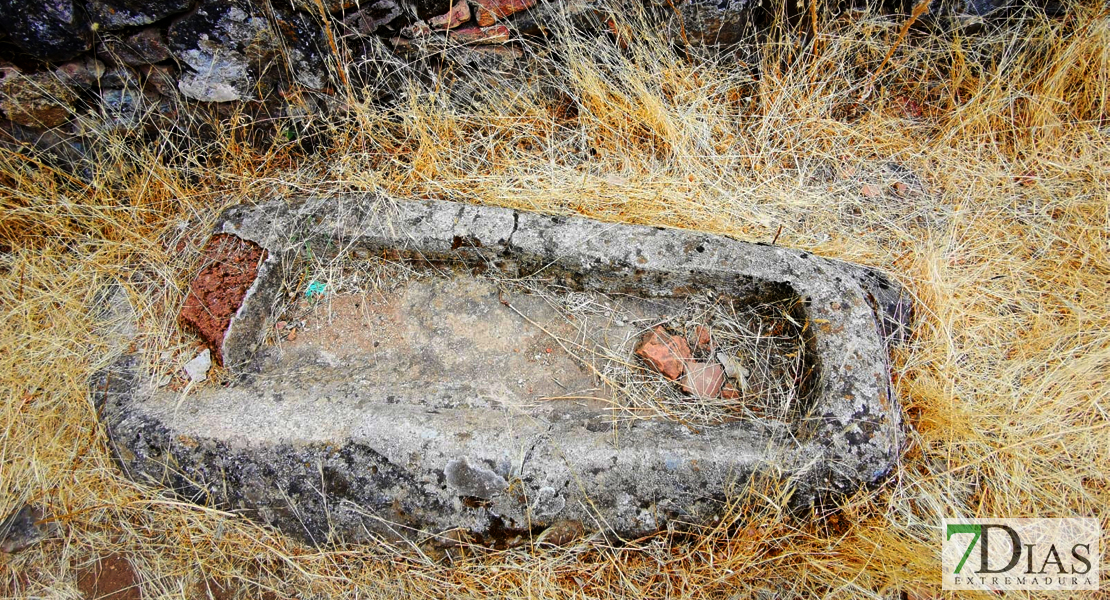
xmin=97 ymin=28 xmax=172 ymax=66
xmin=0 ymin=504 xmax=54 ymax=554
xmin=429 ymin=1 xmax=471 ymax=30
xmin=177 ymin=233 xmax=275 ymax=368
xmin=0 ymin=0 xmax=91 ymax=61
xmin=292 ymin=0 xmax=359 ymax=12
xmin=54 ymin=57 xmax=107 ymax=89
xmin=409 ymin=0 xmax=454 ymax=21
xmin=475 ymin=0 xmax=536 ymax=27
xmin=273 ymin=9 xmax=329 ymax=90
xmin=450 ymin=24 xmax=511 ymax=45
xmin=0 ymin=70 xmax=75 ymax=128
xmin=88 ymin=0 xmax=192 ymax=31
xmin=138 ymin=64 xmax=177 ymax=96
xmin=634 ymin=326 xmax=691 ymax=380
xmin=94 ymin=195 xmax=911 ymax=546
xmin=666 ymin=0 xmax=763 ymax=47
xmin=342 ymin=0 xmax=404 ymax=36
xmin=184 ymin=349 xmax=212 ymax=383
xmin=168 ymin=1 xmax=281 ymax=102
xmin=100 ymin=66 xmax=140 ymax=89
xmin=400 ymin=20 xmax=433 ymax=39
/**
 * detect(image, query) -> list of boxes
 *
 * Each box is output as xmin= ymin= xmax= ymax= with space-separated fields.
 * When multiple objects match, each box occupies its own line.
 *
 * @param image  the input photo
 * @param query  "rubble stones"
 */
xmin=54 ymin=57 xmax=106 ymax=89
xmin=669 ymin=0 xmax=763 ymax=47
xmin=634 ymin=326 xmax=692 ymax=380
xmin=342 ymin=0 xmax=403 ymax=35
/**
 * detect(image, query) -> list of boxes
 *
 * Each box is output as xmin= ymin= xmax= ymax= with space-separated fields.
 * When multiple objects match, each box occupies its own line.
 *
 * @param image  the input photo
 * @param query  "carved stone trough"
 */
xmin=93 ymin=196 xmax=910 ymax=546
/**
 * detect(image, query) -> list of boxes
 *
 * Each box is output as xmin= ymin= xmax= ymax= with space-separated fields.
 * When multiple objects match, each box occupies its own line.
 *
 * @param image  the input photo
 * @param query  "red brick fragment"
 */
xmin=475 ymin=0 xmax=535 ymax=26
xmin=634 ymin=326 xmax=692 ymax=380
xmin=721 ymin=382 xmax=741 ymax=400
xmin=178 ymin=234 xmax=267 ymax=366
xmin=681 ymin=362 xmax=726 ymax=398
xmin=692 ymin=325 xmax=714 ymax=352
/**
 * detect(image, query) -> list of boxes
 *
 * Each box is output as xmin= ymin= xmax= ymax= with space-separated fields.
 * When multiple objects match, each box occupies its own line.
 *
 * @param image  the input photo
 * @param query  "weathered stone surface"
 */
xmin=635 ymin=326 xmax=691 ymax=380
xmin=95 ymin=195 xmax=911 ymax=546
xmin=54 ymin=57 xmax=106 ymax=89
xmin=98 ymin=28 xmax=172 ymax=66
xmin=88 ymin=0 xmax=192 ymax=31
xmin=475 ymin=0 xmax=536 ymax=27
xmin=429 ymin=1 xmax=471 ymax=30
xmin=292 ymin=0 xmax=360 ymax=13
xmin=273 ymin=9 xmax=328 ymax=90
xmin=0 ymin=0 xmax=91 ymax=61
xmin=0 ymin=70 xmax=75 ymax=128
xmin=341 ymin=0 xmax=404 ymax=36
xmin=667 ymin=0 xmax=762 ymax=46
xmin=168 ymin=1 xmax=280 ymax=102
xmin=178 ymin=233 xmax=279 ymax=369
xmin=410 ymin=0 xmax=454 ymax=21
xmin=0 ymin=504 xmax=54 ymax=554
xmin=450 ymin=24 xmax=511 ymax=45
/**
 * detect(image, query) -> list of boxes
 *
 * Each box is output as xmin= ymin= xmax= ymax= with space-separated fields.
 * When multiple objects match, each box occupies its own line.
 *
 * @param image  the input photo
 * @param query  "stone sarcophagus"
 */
xmin=93 ymin=195 xmax=910 ymax=546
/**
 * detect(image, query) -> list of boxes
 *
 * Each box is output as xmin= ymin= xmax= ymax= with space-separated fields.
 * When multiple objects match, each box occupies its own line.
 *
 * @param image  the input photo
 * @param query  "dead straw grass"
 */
xmin=2 ymin=2 xmax=1108 ymax=598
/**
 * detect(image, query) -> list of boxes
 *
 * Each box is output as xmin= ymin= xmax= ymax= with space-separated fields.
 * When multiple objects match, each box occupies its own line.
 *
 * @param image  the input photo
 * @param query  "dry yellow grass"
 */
xmin=1 ymin=2 xmax=1107 ymax=598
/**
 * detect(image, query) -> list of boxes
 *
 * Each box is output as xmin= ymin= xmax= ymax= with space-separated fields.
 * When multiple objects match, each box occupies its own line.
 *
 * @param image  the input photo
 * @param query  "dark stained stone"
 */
xmin=87 ymin=0 xmax=192 ymax=31
xmin=0 ymin=0 xmax=91 ymax=61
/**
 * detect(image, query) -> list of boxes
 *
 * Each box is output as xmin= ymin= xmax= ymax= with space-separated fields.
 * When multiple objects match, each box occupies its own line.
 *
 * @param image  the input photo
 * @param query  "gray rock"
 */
xmin=168 ymin=1 xmax=281 ymax=102
xmin=345 ymin=0 xmax=404 ymax=35
xmin=88 ymin=0 xmax=192 ymax=31
xmin=0 ymin=0 xmax=91 ymax=61
xmin=272 ymin=9 xmax=329 ymax=90
xmin=167 ymin=1 xmax=327 ymax=101
xmin=0 ymin=504 xmax=54 ymax=554
xmin=665 ymin=0 xmax=763 ymax=46
xmin=184 ymin=349 xmax=212 ymax=383
xmin=94 ymin=196 xmax=911 ymax=546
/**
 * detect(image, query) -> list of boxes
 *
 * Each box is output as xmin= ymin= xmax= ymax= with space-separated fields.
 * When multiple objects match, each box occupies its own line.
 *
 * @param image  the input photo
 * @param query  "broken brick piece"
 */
xmin=178 ymin=234 xmax=267 ymax=366
xmin=721 ymin=382 xmax=741 ymax=400
xmin=692 ymin=325 xmax=714 ymax=352
xmin=475 ymin=0 xmax=535 ymax=26
xmin=681 ymin=361 xmax=726 ymax=398
xmin=634 ymin=326 xmax=692 ymax=380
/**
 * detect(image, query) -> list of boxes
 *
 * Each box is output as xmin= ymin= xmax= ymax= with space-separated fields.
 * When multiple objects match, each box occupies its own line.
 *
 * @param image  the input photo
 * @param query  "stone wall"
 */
xmin=0 ymin=0 xmax=1061 ymax=149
